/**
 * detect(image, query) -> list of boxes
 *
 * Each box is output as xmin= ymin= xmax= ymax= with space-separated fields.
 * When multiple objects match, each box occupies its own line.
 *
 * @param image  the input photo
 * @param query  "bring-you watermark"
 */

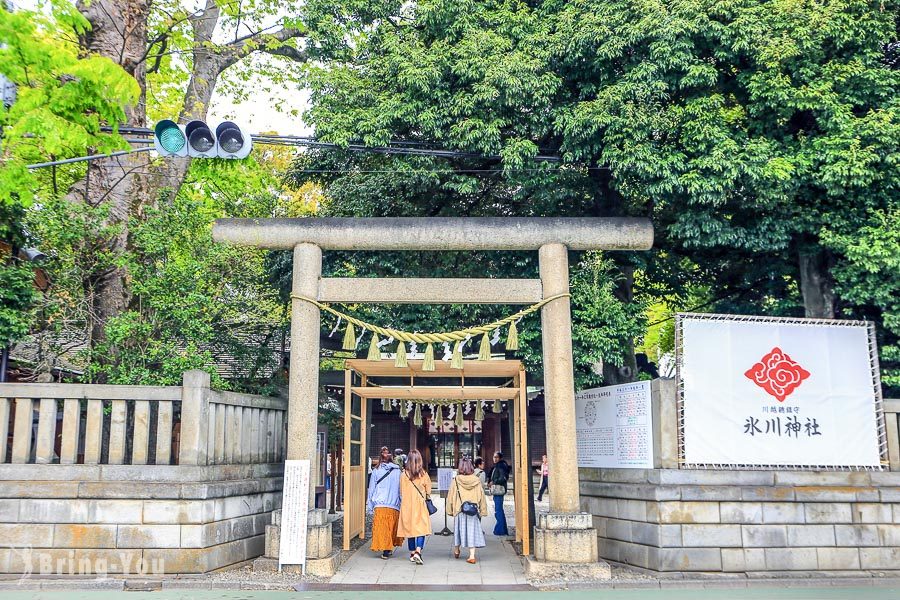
xmin=12 ymin=547 xmax=166 ymax=579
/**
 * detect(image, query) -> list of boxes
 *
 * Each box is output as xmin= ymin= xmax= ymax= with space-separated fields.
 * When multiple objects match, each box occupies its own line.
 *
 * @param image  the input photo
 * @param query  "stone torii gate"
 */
xmin=213 ymin=217 xmax=653 ymax=571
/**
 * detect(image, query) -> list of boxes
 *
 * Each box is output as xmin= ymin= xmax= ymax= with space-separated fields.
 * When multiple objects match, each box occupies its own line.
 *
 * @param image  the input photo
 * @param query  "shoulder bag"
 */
xmin=405 ymin=471 xmax=437 ymax=515
xmin=457 ymin=484 xmax=481 ymax=518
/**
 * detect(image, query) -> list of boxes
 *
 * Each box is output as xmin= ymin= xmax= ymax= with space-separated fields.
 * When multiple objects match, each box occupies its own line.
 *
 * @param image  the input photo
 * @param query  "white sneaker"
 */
xmin=412 ymin=552 xmax=424 ymax=565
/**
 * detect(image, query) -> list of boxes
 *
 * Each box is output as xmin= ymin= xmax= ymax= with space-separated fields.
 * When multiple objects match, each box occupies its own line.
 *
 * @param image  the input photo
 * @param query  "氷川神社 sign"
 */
xmin=678 ymin=314 xmax=884 ymax=468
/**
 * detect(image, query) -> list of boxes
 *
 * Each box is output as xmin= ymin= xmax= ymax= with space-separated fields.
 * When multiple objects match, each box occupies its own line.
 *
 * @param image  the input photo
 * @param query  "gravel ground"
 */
xmin=202 ymin=510 xmax=373 ymax=589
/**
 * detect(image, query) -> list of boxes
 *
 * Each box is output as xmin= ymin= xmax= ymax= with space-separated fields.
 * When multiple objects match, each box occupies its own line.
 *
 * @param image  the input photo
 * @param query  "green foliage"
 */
xmin=296 ymin=0 xmax=900 ymax=392
xmin=80 ymin=156 xmax=289 ymax=388
xmin=0 ymin=5 xmax=138 ymax=205
xmin=0 ymin=261 xmax=38 ymax=347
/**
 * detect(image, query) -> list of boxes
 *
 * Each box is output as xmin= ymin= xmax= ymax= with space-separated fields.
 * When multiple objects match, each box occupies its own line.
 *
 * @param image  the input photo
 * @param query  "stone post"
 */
xmin=288 ymin=242 xmax=322 ymax=503
xmin=532 ymin=243 xmax=602 ymax=574
xmin=538 ymin=243 xmax=581 ymax=513
xmin=179 ymin=370 xmax=211 ymax=466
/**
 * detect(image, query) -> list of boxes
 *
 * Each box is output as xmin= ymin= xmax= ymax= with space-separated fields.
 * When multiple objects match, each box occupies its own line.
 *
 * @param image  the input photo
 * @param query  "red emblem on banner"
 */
xmin=744 ymin=347 xmax=810 ymax=402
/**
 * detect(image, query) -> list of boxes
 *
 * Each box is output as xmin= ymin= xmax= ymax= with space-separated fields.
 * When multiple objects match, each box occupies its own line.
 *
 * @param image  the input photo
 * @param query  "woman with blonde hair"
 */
xmin=397 ymin=449 xmax=433 ymax=564
xmin=445 ymin=456 xmax=488 ymax=564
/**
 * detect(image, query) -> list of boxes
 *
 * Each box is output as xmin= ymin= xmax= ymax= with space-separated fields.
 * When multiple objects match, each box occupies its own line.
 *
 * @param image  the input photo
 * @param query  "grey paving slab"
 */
xmin=332 ymin=496 xmax=524 ymax=587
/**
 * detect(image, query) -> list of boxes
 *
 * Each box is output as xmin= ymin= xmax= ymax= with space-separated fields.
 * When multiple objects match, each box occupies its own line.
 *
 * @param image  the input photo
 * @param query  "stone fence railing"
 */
xmin=0 ymin=369 xmax=286 ymax=466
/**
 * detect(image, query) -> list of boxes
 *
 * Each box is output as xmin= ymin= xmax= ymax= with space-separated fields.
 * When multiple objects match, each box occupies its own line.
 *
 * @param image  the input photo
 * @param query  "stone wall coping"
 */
xmin=0 ymin=463 xmax=284 ymax=483
xmin=581 ymin=468 xmax=900 ymax=488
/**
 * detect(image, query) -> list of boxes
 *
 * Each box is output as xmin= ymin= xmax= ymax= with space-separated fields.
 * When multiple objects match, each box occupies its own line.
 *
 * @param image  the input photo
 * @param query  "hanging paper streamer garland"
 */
xmin=291 ymin=292 xmax=570 ymax=362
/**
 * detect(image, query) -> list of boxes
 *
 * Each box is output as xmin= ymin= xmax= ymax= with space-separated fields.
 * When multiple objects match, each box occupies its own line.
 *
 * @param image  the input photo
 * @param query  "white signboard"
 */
xmin=679 ymin=314 xmax=883 ymax=468
xmin=279 ymin=460 xmax=310 ymax=571
xmin=437 ymin=467 xmax=455 ymax=492
xmin=575 ymin=381 xmax=654 ymax=468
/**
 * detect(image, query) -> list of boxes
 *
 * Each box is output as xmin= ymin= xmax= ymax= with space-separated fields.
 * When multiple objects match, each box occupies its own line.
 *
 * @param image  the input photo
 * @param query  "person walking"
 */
xmin=397 ymin=449 xmax=433 ymax=564
xmin=490 ymin=452 xmax=511 ymax=536
xmin=445 ymin=457 xmax=488 ymax=564
xmin=367 ymin=446 xmax=403 ymax=559
xmin=537 ymin=454 xmax=549 ymax=501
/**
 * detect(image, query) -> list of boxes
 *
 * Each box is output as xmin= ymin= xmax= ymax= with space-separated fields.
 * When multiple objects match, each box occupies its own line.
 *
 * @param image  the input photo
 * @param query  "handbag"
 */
xmin=457 ymin=484 xmax=481 ymax=518
xmin=405 ymin=471 xmax=437 ymax=516
xmin=490 ymin=484 xmax=507 ymax=496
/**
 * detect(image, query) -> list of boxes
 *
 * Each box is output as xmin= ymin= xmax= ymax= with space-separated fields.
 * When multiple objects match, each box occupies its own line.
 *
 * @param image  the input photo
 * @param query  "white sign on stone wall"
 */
xmin=677 ymin=314 xmax=884 ymax=468
xmin=575 ymin=381 xmax=654 ymax=469
xmin=279 ymin=459 xmax=310 ymax=571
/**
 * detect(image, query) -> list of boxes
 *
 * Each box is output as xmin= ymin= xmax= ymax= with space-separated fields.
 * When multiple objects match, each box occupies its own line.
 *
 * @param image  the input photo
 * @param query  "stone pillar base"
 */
xmin=533 ymin=512 xmax=599 ymax=564
xmin=262 ymin=508 xmax=333 ymax=561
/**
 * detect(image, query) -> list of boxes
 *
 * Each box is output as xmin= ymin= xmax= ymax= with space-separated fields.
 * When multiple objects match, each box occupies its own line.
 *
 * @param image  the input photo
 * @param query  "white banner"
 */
xmin=679 ymin=315 xmax=882 ymax=467
xmin=279 ymin=460 xmax=310 ymax=570
xmin=576 ymin=381 xmax=654 ymax=469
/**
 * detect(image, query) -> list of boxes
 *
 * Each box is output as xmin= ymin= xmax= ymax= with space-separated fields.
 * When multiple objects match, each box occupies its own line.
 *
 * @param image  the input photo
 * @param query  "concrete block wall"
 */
xmin=0 ymin=463 xmax=283 ymax=574
xmin=581 ymin=468 xmax=900 ymax=573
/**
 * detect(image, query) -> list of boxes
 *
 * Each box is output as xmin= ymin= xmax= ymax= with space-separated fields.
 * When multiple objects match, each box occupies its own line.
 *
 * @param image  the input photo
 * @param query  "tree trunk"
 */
xmin=72 ymin=0 xmax=151 ymax=364
xmin=798 ymin=247 xmax=836 ymax=319
xmin=601 ymin=264 xmax=639 ymax=385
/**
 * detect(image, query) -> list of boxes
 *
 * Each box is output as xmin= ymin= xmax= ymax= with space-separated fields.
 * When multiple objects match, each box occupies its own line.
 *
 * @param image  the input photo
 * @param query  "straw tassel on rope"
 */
xmin=478 ymin=332 xmax=491 ymax=361
xmin=435 ymin=404 xmax=443 ymax=425
xmin=423 ymin=343 xmax=435 ymax=371
xmin=367 ymin=333 xmax=381 ymax=361
xmin=413 ymin=402 xmax=422 ymax=427
xmin=381 ymin=398 xmax=391 ymax=411
xmin=493 ymin=399 xmax=501 ymax=413
xmin=342 ymin=322 xmax=356 ymax=350
xmin=451 ymin=341 xmax=464 ymax=369
xmin=455 ymin=402 xmax=465 ymax=427
xmin=400 ymin=401 xmax=409 ymax=419
xmin=506 ymin=320 xmax=518 ymax=351
xmin=395 ymin=341 xmax=408 ymax=367
xmin=475 ymin=400 xmax=484 ymax=421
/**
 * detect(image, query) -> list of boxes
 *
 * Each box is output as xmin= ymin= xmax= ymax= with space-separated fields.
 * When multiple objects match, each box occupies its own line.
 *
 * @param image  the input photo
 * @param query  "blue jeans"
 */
xmin=493 ymin=494 xmax=508 ymax=536
xmin=407 ymin=536 xmax=426 ymax=551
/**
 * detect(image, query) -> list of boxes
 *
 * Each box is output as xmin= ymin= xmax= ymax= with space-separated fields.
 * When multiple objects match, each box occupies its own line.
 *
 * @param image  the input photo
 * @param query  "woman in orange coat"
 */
xmin=397 ymin=449 xmax=433 ymax=564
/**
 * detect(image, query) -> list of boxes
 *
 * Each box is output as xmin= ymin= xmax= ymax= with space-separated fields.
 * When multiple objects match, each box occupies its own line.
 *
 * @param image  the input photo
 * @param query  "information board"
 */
xmin=679 ymin=314 xmax=883 ymax=468
xmin=437 ymin=467 xmax=454 ymax=498
xmin=575 ymin=381 xmax=654 ymax=468
xmin=279 ymin=460 xmax=310 ymax=571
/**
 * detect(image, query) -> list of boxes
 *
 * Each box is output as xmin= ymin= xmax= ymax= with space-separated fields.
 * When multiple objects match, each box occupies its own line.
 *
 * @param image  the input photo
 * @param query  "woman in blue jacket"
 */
xmin=367 ymin=446 xmax=403 ymax=558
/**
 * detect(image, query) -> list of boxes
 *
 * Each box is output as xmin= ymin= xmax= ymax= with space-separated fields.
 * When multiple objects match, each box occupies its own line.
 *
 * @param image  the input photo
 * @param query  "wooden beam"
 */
xmin=319 ymin=278 xmax=542 ymax=304
xmin=345 ymin=359 xmax=522 ymax=378
xmin=350 ymin=386 xmax=519 ymax=401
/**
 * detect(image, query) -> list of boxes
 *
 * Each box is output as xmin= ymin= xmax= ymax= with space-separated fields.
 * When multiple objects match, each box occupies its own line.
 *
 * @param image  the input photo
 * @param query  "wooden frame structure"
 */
xmin=342 ymin=358 xmax=531 ymax=555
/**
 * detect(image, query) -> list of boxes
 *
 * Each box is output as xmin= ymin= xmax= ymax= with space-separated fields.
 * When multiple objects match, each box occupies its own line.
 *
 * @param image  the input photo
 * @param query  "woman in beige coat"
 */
xmin=397 ymin=449 xmax=433 ymax=564
xmin=445 ymin=457 xmax=489 ymax=564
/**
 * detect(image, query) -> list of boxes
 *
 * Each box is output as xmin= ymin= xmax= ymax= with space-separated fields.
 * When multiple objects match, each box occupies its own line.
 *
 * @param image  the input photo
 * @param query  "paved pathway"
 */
xmin=331 ymin=495 xmax=528 ymax=586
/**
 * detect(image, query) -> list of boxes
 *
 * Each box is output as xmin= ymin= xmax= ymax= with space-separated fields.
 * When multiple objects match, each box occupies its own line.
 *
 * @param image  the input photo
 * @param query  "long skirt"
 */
xmin=453 ymin=513 xmax=485 ymax=549
xmin=371 ymin=507 xmax=403 ymax=551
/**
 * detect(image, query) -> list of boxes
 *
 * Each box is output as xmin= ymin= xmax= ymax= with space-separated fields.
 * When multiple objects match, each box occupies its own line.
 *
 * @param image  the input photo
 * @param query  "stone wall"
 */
xmin=579 ymin=379 xmax=900 ymax=573
xmin=581 ymin=467 xmax=900 ymax=573
xmin=0 ymin=463 xmax=282 ymax=574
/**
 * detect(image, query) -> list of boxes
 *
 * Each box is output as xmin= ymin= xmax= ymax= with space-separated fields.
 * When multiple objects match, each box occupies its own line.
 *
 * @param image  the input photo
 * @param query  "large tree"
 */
xmin=294 ymin=0 xmax=899 ymax=389
xmin=66 ymin=0 xmax=309 ymax=363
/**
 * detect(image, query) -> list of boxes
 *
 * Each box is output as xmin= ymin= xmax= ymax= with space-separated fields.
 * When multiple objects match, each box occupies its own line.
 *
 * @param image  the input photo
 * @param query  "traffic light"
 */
xmin=153 ymin=120 xmax=252 ymax=159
